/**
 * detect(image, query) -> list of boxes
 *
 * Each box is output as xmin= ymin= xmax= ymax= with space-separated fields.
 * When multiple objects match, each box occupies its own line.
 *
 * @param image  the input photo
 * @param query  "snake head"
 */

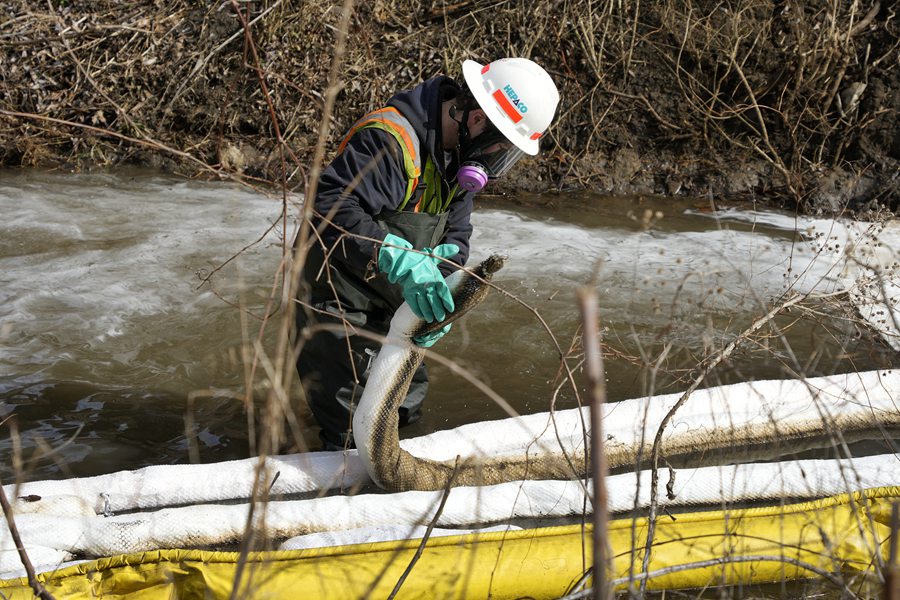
xmin=477 ymin=254 xmax=507 ymax=280
xmin=410 ymin=254 xmax=506 ymax=338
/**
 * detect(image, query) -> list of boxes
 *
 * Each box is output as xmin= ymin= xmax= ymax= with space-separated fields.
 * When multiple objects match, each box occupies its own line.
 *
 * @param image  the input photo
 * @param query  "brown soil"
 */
xmin=1 ymin=1 xmax=897 ymax=215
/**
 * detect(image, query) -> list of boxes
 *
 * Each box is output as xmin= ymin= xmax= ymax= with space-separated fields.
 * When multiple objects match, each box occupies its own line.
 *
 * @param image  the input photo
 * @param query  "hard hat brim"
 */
xmin=462 ymin=60 xmax=540 ymax=156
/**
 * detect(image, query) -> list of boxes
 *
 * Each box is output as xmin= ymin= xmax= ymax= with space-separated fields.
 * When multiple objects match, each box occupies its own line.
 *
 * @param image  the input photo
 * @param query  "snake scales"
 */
xmin=353 ymin=255 xmax=587 ymax=491
xmin=352 ymin=255 xmax=900 ymax=493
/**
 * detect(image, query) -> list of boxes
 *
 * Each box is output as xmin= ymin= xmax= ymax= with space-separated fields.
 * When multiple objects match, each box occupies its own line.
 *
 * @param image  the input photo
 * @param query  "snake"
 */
xmin=351 ymin=255 xmax=900 ymax=493
xmin=352 ymin=255 xmax=587 ymax=492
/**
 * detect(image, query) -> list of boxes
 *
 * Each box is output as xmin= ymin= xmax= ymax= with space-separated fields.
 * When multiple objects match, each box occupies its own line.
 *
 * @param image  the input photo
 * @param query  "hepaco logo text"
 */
xmin=503 ymin=84 xmax=528 ymax=113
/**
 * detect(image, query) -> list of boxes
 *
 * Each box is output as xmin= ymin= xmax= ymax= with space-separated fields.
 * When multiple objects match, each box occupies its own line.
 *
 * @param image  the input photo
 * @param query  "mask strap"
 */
xmin=450 ymin=104 xmax=472 ymax=150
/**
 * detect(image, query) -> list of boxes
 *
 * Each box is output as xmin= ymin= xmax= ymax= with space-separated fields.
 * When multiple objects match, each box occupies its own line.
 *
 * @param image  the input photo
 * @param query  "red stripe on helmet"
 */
xmin=492 ymin=89 xmax=523 ymax=123
xmin=481 ymin=64 xmax=490 ymax=74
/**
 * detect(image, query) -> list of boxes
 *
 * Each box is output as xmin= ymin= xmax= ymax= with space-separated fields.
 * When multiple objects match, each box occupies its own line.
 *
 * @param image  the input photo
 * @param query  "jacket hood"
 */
xmin=387 ymin=75 xmax=460 ymax=176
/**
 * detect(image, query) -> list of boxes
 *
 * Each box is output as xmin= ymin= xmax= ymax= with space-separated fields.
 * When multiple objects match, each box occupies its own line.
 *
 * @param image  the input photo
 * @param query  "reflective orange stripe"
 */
xmin=336 ymin=106 xmax=426 ymax=211
xmin=492 ymin=89 xmax=523 ymax=124
xmin=408 ymin=179 xmax=419 ymax=209
xmin=338 ymin=108 xmax=418 ymax=169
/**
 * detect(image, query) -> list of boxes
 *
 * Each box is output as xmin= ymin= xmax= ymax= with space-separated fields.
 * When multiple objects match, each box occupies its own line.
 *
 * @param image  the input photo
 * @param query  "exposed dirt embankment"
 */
xmin=1 ymin=1 xmax=897 ymax=214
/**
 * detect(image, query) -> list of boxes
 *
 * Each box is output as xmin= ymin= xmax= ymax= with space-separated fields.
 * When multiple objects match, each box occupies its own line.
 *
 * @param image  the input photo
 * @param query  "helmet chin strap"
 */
xmin=449 ymin=104 xmax=472 ymax=152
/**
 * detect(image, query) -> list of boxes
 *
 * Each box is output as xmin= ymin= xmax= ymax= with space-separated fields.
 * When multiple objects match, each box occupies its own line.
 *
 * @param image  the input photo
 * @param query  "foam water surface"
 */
xmin=1 ymin=172 xmax=286 ymax=390
xmin=0 ymin=172 xmax=893 ymax=479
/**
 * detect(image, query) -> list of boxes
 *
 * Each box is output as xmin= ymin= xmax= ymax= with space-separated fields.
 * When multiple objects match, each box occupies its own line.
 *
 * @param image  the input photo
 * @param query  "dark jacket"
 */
xmin=309 ymin=76 xmax=474 ymax=278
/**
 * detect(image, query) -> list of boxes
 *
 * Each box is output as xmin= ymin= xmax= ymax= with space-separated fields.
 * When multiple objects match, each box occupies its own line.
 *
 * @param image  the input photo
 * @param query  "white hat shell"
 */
xmin=461 ymin=58 xmax=560 ymax=155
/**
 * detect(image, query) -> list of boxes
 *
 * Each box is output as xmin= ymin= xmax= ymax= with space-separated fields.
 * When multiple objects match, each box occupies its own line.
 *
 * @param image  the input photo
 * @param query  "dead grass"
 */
xmin=0 ymin=0 xmax=897 ymax=211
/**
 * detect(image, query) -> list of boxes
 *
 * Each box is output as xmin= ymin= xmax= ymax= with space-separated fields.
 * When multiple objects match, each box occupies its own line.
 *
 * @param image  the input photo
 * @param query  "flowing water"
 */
xmin=1 ymin=170 xmax=895 ymax=482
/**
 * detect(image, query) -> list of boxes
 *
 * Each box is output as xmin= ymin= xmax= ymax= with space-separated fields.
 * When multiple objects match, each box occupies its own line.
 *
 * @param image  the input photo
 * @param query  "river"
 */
xmin=0 ymin=169 xmax=894 ymax=482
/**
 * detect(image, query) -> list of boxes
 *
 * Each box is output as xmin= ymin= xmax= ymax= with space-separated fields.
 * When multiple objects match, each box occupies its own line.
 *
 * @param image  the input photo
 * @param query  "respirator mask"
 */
xmin=456 ymin=128 xmax=525 ymax=193
xmin=452 ymin=96 xmax=525 ymax=193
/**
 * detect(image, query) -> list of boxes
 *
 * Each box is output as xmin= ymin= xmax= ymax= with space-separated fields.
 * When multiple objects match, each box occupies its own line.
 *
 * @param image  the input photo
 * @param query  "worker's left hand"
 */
xmin=413 ymin=323 xmax=452 ymax=348
xmin=378 ymin=233 xmax=459 ymax=322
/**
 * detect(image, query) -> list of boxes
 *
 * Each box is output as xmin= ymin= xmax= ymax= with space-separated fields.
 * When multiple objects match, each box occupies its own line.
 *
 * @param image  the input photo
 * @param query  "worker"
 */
xmin=295 ymin=58 xmax=560 ymax=450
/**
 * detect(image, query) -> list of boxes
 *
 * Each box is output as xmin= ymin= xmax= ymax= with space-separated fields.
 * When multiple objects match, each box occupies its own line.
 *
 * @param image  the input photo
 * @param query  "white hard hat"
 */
xmin=461 ymin=58 xmax=560 ymax=155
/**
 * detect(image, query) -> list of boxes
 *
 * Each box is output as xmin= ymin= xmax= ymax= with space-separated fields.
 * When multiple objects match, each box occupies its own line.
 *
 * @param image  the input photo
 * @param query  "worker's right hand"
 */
xmin=378 ymin=233 xmax=458 ymax=322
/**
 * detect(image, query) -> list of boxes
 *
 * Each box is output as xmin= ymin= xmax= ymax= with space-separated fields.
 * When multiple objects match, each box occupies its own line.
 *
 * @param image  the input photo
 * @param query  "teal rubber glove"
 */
xmin=414 ymin=323 xmax=452 ymax=348
xmin=377 ymin=233 xmax=459 ymax=322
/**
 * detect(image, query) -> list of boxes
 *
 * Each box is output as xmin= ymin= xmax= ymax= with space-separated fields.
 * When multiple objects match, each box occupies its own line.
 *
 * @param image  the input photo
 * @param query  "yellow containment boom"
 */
xmin=1 ymin=486 xmax=897 ymax=599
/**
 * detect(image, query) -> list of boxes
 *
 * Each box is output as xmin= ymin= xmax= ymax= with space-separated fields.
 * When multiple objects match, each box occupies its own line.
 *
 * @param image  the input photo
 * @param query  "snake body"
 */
xmin=353 ymin=255 xmax=585 ymax=491
xmin=352 ymin=255 xmax=900 ymax=493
